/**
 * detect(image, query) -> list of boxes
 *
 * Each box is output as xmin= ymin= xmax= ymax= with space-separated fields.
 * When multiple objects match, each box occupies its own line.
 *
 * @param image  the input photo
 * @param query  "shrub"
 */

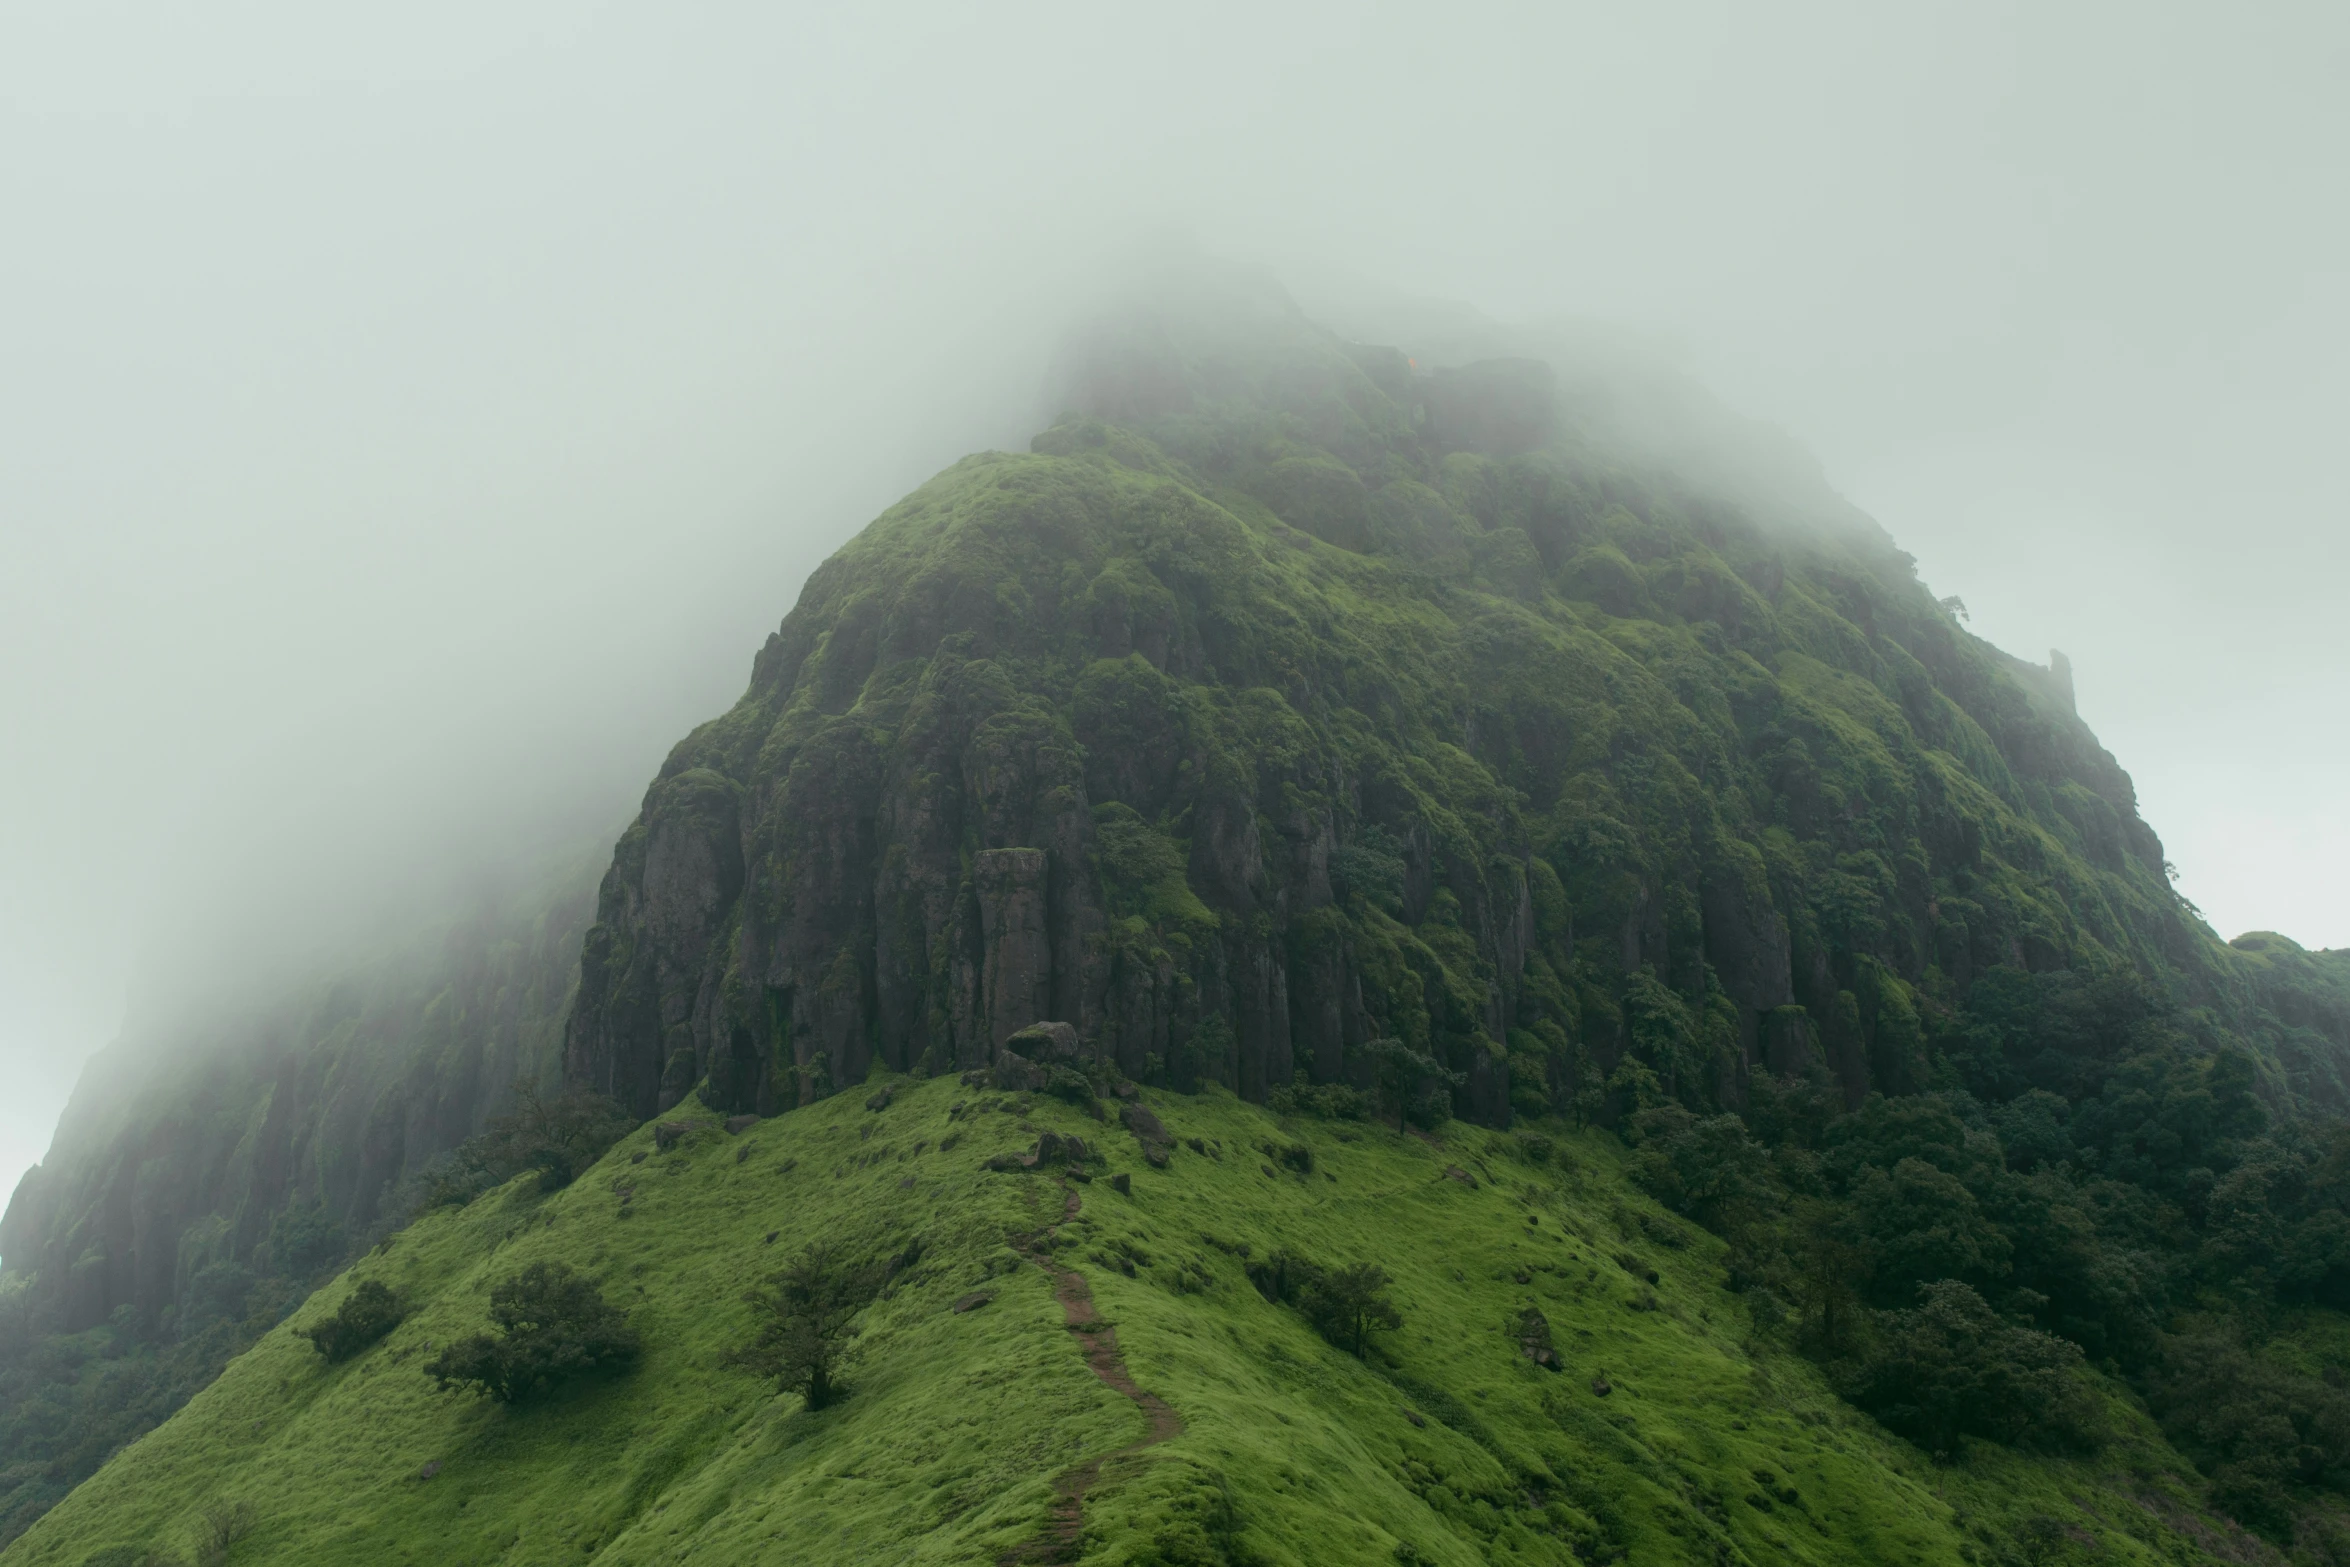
xmin=725 ymin=1241 xmax=886 ymax=1409
xmin=1329 ymin=825 xmax=1406 ymax=913
xmin=194 ymin=1500 xmax=256 ymax=1566
xmin=179 ymin=1262 xmax=258 ymax=1332
xmin=427 ymin=1083 xmax=634 ymax=1206
xmin=1267 ymin=1071 xmax=1368 ymax=1121
xmin=1181 ymin=1015 xmax=1236 ymax=1087
xmin=295 ymin=1280 xmax=402 ymax=1363
xmin=426 ymin=1263 xmax=639 ymax=1403
xmin=1626 ymin=1106 xmax=1772 ymax=1233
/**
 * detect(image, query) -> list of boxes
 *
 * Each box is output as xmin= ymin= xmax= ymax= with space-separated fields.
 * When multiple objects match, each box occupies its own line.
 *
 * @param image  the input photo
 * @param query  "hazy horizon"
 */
xmin=6 ymin=0 xmax=2344 ymax=1202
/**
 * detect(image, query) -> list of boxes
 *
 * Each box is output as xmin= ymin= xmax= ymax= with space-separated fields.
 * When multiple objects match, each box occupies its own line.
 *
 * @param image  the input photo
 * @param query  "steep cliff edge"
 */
xmin=0 ymin=852 xmax=599 ymax=1543
xmin=566 ymin=276 xmax=2322 ymax=1131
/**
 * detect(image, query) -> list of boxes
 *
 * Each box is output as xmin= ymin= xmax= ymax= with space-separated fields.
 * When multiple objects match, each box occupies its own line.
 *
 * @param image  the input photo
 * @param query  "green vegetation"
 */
xmin=426 ymin=1262 xmax=641 ymax=1404
xmin=0 ymin=1077 xmax=2265 ymax=1566
xmin=292 ymin=1282 xmax=403 ymax=1365
xmin=723 ymin=1241 xmax=890 ymax=1410
xmin=1254 ymin=1255 xmax=1404 ymax=1360
xmin=10 ymin=283 xmax=2350 ymax=1561
xmin=425 ymin=1083 xmax=635 ymax=1205
xmin=0 ymin=845 xmax=603 ymax=1546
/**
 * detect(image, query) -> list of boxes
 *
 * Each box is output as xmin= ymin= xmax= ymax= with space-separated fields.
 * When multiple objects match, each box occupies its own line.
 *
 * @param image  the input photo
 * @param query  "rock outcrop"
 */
xmin=560 ymin=276 xmax=2325 ymax=1130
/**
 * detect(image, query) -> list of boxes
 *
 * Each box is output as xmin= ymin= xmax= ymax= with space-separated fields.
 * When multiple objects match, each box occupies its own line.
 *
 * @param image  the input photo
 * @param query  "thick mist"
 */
xmin=5 ymin=0 xmax=2344 ymax=1197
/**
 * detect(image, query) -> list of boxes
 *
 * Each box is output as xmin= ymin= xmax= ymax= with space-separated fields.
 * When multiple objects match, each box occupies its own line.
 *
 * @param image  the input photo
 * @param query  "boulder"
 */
xmin=987 ymin=1055 xmax=1048 ymax=1093
xmin=724 ymin=1115 xmax=759 ymax=1135
xmin=1004 ymin=1021 xmax=1080 ymax=1062
xmin=1034 ymin=1130 xmax=1093 ymax=1166
xmin=654 ymin=1121 xmax=696 ymax=1152
xmin=1121 ymin=1103 xmax=1174 ymax=1167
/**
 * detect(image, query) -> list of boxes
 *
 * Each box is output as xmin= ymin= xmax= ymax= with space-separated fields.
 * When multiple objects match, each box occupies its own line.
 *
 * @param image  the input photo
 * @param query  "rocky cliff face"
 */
xmin=0 ymin=864 xmax=595 ymax=1335
xmin=565 ymin=278 xmax=2243 ymax=1127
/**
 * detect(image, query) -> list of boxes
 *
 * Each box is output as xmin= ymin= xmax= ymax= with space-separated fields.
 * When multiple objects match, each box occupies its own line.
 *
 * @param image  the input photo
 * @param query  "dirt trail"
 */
xmin=1000 ymin=1180 xmax=1184 ymax=1565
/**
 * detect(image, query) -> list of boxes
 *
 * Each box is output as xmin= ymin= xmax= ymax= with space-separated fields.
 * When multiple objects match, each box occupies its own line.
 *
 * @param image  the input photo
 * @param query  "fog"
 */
xmin=5 ymin=0 xmax=2344 ymax=1195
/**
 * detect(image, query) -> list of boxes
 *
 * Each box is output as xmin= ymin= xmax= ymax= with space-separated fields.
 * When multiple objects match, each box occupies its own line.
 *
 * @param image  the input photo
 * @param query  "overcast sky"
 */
xmin=4 ymin=0 xmax=2344 ymax=1197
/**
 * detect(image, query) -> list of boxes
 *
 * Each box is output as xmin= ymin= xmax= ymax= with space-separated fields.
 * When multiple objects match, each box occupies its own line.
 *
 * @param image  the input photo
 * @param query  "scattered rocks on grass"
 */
xmin=952 ymin=1291 xmax=995 ymax=1313
xmin=654 ymin=1121 xmax=696 ymax=1152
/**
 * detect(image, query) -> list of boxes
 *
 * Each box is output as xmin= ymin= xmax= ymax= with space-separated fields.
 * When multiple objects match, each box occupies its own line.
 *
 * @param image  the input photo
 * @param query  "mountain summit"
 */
xmin=567 ymin=271 xmax=2226 ymax=1130
xmin=7 ymin=275 xmax=2349 ymax=1566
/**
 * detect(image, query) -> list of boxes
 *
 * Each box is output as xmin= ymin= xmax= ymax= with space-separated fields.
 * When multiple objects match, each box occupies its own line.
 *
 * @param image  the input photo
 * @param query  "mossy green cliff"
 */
xmin=566 ymin=277 xmax=2337 ymax=1132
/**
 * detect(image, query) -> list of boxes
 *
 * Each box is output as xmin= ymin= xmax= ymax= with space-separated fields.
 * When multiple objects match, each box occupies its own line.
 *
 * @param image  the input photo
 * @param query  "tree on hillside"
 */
xmin=427 ymin=1262 xmax=640 ymax=1403
xmin=725 ymin=1241 xmax=886 ymax=1409
xmin=1364 ymin=1038 xmax=1464 ymax=1130
xmin=1298 ymin=1262 xmax=1404 ymax=1360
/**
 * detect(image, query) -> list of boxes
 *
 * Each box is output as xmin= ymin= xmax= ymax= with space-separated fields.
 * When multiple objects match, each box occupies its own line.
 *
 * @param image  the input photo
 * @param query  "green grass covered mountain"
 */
xmin=7 ymin=272 xmax=2350 ymax=1564
xmin=0 ymin=1082 xmax=2278 ymax=1566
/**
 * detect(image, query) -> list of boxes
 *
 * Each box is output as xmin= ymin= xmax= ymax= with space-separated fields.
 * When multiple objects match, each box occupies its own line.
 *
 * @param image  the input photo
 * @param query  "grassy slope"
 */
xmin=5 ymin=1077 xmax=2245 ymax=1567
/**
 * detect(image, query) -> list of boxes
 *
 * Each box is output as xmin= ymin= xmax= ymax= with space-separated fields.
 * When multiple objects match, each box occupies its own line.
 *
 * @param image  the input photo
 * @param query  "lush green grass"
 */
xmin=6 ymin=1075 xmax=2242 ymax=1566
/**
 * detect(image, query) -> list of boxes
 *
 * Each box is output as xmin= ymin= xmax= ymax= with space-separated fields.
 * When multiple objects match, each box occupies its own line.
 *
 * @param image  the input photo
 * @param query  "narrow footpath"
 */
xmin=1001 ymin=1180 xmax=1184 ymax=1565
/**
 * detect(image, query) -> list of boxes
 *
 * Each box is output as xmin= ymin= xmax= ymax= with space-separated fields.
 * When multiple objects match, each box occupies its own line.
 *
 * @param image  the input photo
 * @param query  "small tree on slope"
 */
xmin=726 ymin=1241 xmax=885 ymax=1409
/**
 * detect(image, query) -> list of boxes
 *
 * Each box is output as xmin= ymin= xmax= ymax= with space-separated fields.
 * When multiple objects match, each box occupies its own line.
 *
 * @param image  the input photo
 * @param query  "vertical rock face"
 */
xmin=561 ymin=280 xmax=2228 ymax=1127
xmin=1 ymin=857 xmax=599 ymax=1336
xmin=975 ymin=848 xmax=1052 ymax=1051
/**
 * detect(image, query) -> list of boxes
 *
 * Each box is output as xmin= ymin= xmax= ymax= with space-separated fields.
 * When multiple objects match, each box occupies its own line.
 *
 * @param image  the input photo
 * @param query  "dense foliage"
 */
xmin=1624 ymin=957 xmax=2350 ymax=1539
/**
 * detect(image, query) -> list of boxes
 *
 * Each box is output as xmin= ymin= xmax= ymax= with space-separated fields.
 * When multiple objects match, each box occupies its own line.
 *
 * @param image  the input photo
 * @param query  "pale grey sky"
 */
xmin=4 ymin=0 xmax=2344 ymax=1196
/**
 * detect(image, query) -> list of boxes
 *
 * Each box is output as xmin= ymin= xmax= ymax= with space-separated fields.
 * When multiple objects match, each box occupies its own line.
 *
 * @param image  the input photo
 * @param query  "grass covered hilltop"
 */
xmin=5 ymin=271 xmax=2349 ymax=1564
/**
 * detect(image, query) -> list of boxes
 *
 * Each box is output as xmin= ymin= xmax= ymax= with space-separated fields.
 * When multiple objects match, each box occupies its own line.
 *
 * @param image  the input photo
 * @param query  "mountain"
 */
xmin=562 ymin=269 xmax=2336 ymax=1126
xmin=0 ymin=849 xmax=602 ymax=1542
xmin=6 ymin=270 xmax=2350 ymax=1564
